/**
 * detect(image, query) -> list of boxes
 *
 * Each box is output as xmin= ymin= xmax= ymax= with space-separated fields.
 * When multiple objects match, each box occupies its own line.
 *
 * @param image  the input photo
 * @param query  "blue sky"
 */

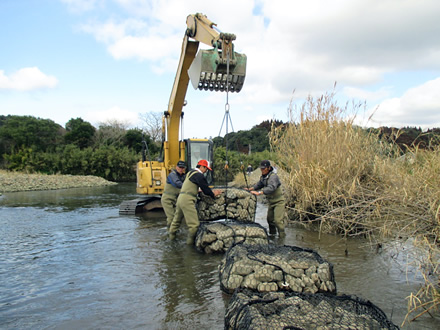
xmin=1 ymin=0 xmax=440 ymax=139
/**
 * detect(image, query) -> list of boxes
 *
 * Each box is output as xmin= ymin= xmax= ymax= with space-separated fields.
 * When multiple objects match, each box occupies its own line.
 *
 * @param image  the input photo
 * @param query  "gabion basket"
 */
xmin=195 ymin=221 xmax=269 ymax=254
xmin=225 ymin=288 xmax=399 ymax=330
xmin=197 ymin=187 xmax=257 ymax=222
xmin=219 ymin=243 xmax=337 ymax=295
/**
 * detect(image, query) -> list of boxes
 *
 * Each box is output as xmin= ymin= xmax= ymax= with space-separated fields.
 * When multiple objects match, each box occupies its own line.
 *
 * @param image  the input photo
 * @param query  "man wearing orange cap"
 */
xmin=169 ymin=159 xmax=221 ymax=244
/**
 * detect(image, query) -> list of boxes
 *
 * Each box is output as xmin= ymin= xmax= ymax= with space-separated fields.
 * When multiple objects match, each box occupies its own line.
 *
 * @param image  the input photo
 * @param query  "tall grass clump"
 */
xmin=269 ymin=91 xmax=439 ymax=322
xmin=270 ymin=91 xmax=396 ymax=236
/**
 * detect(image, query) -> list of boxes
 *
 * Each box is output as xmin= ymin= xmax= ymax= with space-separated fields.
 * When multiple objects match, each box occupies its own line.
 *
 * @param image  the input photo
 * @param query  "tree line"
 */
xmin=0 ymin=115 xmax=279 ymax=182
xmin=0 ymin=115 xmax=158 ymax=181
xmin=1 ymin=114 xmax=438 ymax=183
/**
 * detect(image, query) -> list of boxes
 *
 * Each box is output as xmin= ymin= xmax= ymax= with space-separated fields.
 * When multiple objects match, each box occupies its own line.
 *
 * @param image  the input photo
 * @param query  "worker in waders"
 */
xmin=168 ymin=159 xmax=221 ymax=244
xmin=247 ymin=160 xmax=286 ymax=237
xmin=161 ymin=160 xmax=187 ymax=230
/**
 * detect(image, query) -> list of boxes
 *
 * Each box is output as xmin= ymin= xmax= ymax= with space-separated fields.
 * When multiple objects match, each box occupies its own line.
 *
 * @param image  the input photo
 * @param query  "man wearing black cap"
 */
xmin=161 ymin=160 xmax=187 ymax=229
xmin=169 ymin=159 xmax=222 ymax=244
xmin=247 ymin=160 xmax=286 ymax=237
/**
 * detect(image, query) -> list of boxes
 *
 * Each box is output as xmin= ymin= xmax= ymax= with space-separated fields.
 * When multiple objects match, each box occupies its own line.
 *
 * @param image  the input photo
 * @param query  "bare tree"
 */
xmin=97 ymin=119 xmax=130 ymax=130
xmin=139 ymin=111 xmax=163 ymax=142
xmin=94 ymin=119 xmax=128 ymax=147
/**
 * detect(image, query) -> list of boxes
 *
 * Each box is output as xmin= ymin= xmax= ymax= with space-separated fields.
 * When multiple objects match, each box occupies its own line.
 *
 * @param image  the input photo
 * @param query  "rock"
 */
xmin=0 ymin=170 xmax=116 ymax=193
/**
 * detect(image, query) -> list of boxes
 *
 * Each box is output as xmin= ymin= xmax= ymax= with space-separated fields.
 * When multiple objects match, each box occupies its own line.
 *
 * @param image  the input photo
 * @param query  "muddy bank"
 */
xmin=0 ymin=170 xmax=117 ymax=194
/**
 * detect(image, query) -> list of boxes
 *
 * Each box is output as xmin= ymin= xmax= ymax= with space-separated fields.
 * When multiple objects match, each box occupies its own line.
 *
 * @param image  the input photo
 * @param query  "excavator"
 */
xmin=119 ymin=13 xmax=247 ymax=214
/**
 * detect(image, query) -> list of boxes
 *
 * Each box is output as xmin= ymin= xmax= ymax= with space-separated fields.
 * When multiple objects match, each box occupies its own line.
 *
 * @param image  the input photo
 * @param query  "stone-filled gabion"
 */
xmin=197 ymin=187 xmax=257 ymax=222
xmin=225 ymin=289 xmax=399 ymax=330
xmin=219 ymin=244 xmax=337 ymax=294
xmin=195 ymin=221 xmax=269 ymax=254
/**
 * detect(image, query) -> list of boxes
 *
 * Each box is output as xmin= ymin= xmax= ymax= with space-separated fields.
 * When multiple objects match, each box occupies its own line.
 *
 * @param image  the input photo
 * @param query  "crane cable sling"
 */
xmin=218 ymin=47 xmax=249 ymax=222
xmin=219 ymin=47 xmax=232 ymax=222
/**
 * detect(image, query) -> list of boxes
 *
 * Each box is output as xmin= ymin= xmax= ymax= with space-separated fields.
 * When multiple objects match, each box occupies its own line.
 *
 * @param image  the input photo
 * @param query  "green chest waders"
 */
xmin=161 ymin=182 xmax=181 ymax=229
xmin=169 ymin=171 xmax=200 ymax=244
xmin=264 ymin=174 xmax=286 ymax=237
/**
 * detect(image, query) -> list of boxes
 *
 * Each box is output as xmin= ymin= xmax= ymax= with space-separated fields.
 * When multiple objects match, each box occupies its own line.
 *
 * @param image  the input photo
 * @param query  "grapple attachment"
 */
xmin=188 ymin=47 xmax=247 ymax=93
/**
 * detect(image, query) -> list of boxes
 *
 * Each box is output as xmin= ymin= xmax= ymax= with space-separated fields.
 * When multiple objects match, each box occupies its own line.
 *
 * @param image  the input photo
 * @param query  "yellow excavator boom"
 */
xmin=120 ymin=13 xmax=246 ymax=214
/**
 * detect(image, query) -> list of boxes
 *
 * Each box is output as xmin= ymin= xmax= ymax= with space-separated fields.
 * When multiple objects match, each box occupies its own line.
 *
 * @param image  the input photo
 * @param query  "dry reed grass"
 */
xmin=230 ymin=169 xmax=261 ymax=189
xmin=268 ymin=91 xmax=440 ymax=323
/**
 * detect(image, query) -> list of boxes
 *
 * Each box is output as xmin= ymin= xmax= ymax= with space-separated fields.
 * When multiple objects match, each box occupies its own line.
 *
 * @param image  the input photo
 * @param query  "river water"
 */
xmin=0 ymin=183 xmax=438 ymax=329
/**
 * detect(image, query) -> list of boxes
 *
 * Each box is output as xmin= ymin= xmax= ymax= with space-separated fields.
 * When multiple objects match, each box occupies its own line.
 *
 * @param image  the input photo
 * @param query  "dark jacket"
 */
xmin=166 ymin=169 xmax=185 ymax=189
xmin=253 ymin=168 xmax=282 ymax=196
xmin=187 ymin=169 xmax=215 ymax=198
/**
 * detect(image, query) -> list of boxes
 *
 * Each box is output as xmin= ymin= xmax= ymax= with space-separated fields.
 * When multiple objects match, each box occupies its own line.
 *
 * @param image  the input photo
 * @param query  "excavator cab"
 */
xmin=186 ymin=139 xmax=214 ymax=185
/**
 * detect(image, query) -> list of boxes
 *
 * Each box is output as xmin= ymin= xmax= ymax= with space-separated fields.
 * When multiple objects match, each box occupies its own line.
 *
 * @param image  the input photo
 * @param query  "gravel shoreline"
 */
xmin=0 ymin=170 xmax=117 ymax=194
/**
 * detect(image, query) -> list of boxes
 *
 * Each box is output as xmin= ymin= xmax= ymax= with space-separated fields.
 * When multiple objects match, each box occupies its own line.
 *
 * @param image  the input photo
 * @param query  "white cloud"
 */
xmin=0 ymin=67 xmax=58 ymax=91
xmin=80 ymin=17 xmax=182 ymax=66
xmin=74 ymin=1 xmax=440 ymax=82
xmin=65 ymin=0 xmax=440 ymax=131
xmin=366 ymin=78 xmax=440 ymax=128
xmin=84 ymin=106 xmax=140 ymax=127
xmin=81 ymin=21 xmax=128 ymax=44
xmin=343 ymin=86 xmax=392 ymax=103
xmin=108 ymin=34 xmax=181 ymax=61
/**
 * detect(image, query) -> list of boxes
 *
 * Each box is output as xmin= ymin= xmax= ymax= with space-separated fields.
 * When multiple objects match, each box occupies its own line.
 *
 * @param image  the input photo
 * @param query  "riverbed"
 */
xmin=0 ymin=183 xmax=438 ymax=329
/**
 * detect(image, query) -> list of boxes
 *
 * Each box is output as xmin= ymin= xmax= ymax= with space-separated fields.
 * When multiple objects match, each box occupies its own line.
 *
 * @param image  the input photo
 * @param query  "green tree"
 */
xmin=124 ymin=129 xmax=159 ymax=155
xmin=213 ymin=119 xmax=285 ymax=153
xmin=64 ymin=118 xmax=96 ymax=149
xmin=0 ymin=115 xmax=64 ymax=153
xmin=213 ymin=147 xmax=244 ymax=184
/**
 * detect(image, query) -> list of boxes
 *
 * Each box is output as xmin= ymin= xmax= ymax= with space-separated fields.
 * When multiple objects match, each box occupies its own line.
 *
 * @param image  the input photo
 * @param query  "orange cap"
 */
xmin=197 ymin=159 xmax=212 ymax=171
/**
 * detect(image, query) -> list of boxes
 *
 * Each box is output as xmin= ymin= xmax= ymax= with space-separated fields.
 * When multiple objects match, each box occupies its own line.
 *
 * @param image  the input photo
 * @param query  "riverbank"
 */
xmin=0 ymin=170 xmax=117 ymax=194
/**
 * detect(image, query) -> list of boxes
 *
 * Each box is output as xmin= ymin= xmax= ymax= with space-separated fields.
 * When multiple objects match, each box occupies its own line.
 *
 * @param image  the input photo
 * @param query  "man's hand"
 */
xmin=213 ymin=189 xmax=222 ymax=197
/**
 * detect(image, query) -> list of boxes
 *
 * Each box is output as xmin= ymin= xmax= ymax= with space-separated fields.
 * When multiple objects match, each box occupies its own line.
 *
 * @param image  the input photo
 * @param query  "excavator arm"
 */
xmin=164 ymin=13 xmax=247 ymax=167
xmin=120 ymin=13 xmax=246 ymax=214
xmin=163 ymin=36 xmax=199 ymax=168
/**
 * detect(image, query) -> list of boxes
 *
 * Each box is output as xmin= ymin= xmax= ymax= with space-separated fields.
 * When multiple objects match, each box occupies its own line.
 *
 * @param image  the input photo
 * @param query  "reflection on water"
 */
xmin=0 ymin=183 xmax=438 ymax=329
xmin=0 ymin=184 xmax=130 ymax=211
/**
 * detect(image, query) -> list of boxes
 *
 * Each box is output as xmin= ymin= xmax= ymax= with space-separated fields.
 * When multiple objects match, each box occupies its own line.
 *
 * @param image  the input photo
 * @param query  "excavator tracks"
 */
xmin=119 ymin=196 xmax=163 ymax=215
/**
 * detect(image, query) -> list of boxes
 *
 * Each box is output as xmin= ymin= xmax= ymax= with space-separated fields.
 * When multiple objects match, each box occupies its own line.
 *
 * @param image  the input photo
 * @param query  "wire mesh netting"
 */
xmin=197 ymin=187 xmax=257 ymax=222
xmin=195 ymin=221 xmax=269 ymax=254
xmin=225 ymin=288 xmax=399 ymax=329
xmin=219 ymin=243 xmax=337 ymax=295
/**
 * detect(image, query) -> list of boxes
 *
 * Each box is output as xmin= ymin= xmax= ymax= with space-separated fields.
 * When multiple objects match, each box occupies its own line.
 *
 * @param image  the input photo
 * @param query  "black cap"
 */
xmin=177 ymin=161 xmax=186 ymax=168
xmin=259 ymin=160 xmax=271 ymax=168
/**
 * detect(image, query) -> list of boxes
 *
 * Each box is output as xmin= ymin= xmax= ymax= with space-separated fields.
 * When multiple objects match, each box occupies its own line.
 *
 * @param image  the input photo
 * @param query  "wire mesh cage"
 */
xmin=195 ymin=221 xmax=269 ymax=254
xmin=225 ymin=288 xmax=399 ymax=330
xmin=219 ymin=243 xmax=337 ymax=295
xmin=197 ymin=187 xmax=257 ymax=222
